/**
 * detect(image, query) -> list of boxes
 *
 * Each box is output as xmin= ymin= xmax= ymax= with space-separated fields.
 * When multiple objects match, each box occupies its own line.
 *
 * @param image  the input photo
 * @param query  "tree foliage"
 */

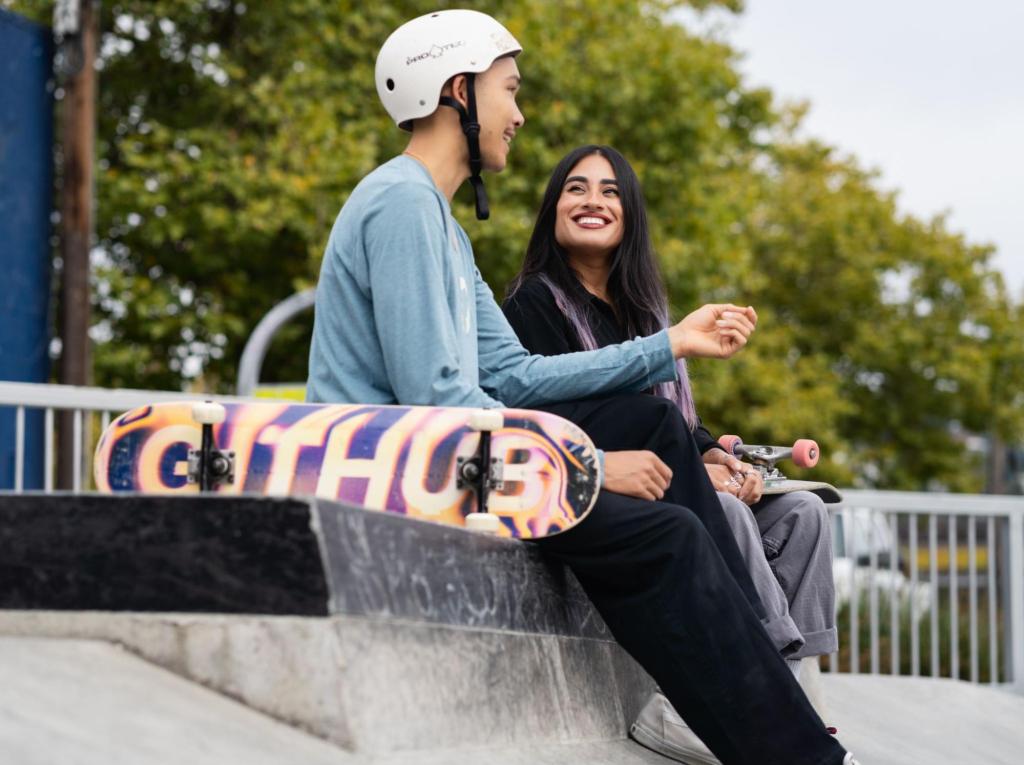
xmin=8 ymin=0 xmax=1022 ymax=490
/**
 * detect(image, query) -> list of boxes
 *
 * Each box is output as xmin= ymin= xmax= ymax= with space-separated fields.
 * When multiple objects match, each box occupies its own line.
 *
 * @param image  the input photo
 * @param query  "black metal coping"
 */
xmin=0 ymin=494 xmax=611 ymax=640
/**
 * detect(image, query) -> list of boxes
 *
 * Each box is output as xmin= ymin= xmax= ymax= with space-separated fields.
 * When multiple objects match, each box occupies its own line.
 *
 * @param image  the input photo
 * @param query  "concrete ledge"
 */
xmin=0 ymin=495 xmax=655 ymax=757
xmin=0 ymin=494 xmax=608 ymax=637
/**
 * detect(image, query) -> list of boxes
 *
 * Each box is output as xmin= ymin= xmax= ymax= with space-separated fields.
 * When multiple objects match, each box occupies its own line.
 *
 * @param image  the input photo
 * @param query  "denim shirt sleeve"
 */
xmin=474 ymin=268 xmax=678 ymax=407
xmin=363 ymin=187 xmax=501 ymax=409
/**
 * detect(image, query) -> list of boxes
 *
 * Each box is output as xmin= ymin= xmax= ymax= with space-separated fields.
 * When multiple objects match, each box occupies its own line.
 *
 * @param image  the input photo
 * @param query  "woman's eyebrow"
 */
xmin=564 ymin=176 xmax=618 ymax=185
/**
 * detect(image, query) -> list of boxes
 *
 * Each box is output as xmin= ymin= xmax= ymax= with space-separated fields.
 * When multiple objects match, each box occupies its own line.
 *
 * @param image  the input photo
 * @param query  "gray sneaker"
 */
xmin=629 ymin=691 xmax=720 ymax=765
xmin=630 ymin=689 xmax=854 ymax=765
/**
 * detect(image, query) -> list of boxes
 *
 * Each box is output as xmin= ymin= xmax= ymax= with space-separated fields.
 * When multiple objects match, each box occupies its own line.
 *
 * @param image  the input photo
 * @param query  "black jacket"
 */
xmin=502 ymin=276 xmax=724 ymax=456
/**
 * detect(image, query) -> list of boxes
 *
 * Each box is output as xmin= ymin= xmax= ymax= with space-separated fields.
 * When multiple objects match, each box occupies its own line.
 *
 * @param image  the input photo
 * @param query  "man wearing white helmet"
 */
xmin=307 ymin=10 xmax=855 ymax=765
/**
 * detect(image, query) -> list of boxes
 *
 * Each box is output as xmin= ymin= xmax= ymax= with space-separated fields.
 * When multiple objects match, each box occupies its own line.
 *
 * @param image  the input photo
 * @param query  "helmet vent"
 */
xmin=385 ymin=78 xmax=395 ymax=91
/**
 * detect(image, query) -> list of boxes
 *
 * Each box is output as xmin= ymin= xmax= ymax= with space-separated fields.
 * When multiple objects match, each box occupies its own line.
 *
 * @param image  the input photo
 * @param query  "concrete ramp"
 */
xmin=0 ymin=637 xmax=353 ymax=765
xmin=823 ymin=673 xmax=1024 ymax=765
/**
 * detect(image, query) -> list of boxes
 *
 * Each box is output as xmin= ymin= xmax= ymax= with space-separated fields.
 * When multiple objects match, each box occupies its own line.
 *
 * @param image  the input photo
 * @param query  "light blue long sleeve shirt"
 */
xmin=306 ymin=156 xmax=677 ymax=408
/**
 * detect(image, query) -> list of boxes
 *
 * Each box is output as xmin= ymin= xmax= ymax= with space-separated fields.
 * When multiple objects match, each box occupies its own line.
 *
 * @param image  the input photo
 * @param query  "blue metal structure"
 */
xmin=0 ymin=9 xmax=54 ymax=489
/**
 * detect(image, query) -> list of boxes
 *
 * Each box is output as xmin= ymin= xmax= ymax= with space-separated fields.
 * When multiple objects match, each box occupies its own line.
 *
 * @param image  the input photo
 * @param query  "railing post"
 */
xmin=14 ymin=405 xmax=25 ymax=492
xmin=1009 ymin=510 xmax=1024 ymax=689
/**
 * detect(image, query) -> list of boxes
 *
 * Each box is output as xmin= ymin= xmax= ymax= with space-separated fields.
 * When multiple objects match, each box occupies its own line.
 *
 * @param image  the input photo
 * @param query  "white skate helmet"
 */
xmin=375 ymin=10 xmax=522 ymax=219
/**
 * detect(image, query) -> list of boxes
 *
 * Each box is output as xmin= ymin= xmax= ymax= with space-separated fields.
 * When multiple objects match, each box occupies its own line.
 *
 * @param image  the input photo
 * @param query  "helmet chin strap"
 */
xmin=439 ymin=73 xmax=489 ymax=220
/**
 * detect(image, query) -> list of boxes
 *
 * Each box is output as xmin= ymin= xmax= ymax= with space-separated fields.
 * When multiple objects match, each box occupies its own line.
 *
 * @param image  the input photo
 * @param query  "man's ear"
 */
xmin=449 ymin=73 xmax=469 ymax=109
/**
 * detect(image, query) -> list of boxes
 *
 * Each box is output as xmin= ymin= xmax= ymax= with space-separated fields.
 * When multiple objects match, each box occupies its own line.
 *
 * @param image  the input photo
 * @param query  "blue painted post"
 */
xmin=0 ymin=9 xmax=55 ymax=490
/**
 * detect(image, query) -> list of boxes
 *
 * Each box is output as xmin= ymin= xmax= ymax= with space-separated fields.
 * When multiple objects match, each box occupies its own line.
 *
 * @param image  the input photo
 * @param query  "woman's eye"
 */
xmin=603 ymin=188 xmax=619 ymax=197
xmin=567 ymin=185 xmax=585 ymax=193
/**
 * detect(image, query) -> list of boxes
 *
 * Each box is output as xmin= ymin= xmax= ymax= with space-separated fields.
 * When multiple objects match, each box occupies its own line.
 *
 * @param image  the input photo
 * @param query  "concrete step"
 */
xmin=7 ymin=632 xmax=1023 ymax=765
xmin=0 ymin=637 xmax=355 ymax=765
xmin=4 ymin=495 xmax=1021 ymax=764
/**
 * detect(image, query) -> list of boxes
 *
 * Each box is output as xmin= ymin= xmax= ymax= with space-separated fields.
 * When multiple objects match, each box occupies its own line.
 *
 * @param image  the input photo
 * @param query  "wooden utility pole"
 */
xmin=56 ymin=0 xmax=97 ymax=489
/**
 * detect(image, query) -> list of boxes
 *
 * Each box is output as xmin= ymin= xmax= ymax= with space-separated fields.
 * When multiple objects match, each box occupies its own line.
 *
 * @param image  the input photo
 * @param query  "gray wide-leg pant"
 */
xmin=717 ymin=490 xmax=838 ymax=659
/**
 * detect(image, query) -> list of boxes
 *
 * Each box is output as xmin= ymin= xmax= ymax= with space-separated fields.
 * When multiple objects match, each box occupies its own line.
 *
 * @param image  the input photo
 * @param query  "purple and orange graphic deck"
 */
xmin=94 ymin=402 xmax=601 ymax=539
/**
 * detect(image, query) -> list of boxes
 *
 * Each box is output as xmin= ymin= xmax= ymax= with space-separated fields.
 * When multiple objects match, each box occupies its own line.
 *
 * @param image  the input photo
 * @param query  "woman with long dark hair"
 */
xmin=504 ymin=145 xmax=839 ymax=763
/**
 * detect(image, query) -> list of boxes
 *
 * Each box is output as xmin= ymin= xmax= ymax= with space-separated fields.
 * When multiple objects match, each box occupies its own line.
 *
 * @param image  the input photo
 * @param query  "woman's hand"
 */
xmin=703 ymin=449 xmax=764 ymax=505
xmin=706 ymin=463 xmax=742 ymax=495
xmin=602 ymin=450 xmax=673 ymax=501
xmin=668 ymin=304 xmax=757 ymax=359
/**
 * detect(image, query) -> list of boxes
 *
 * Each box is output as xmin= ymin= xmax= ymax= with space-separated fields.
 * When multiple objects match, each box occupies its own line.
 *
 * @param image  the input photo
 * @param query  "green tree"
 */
xmin=6 ymin=0 xmax=1022 ymax=490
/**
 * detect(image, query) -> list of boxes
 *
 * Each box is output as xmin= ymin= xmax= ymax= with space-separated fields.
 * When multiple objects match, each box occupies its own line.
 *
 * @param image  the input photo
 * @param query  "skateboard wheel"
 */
xmin=465 ymin=513 xmax=501 ymax=534
xmin=468 ymin=410 xmax=503 ymax=432
xmin=718 ymin=434 xmax=743 ymax=456
xmin=192 ymin=401 xmax=226 ymax=425
xmin=792 ymin=439 xmax=820 ymax=469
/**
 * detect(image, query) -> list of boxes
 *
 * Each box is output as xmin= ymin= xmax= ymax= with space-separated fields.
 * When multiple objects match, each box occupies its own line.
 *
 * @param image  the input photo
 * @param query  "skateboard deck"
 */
xmin=94 ymin=401 xmax=602 ymax=539
xmin=761 ymin=479 xmax=842 ymax=504
xmin=718 ymin=435 xmax=842 ymax=504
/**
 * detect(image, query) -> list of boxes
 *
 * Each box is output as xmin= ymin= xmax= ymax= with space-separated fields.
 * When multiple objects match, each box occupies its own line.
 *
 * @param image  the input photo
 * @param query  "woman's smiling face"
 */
xmin=554 ymin=153 xmax=624 ymax=258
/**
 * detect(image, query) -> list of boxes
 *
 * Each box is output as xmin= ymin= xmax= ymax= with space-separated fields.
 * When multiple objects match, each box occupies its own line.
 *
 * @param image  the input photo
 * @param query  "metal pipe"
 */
xmin=44 ymin=407 xmax=54 ymax=492
xmin=236 ymin=289 xmax=315 ymax=396
xmin=949 ymin=516 xmax=959 ymax=680
xmin=988 ymin=516 xmax=998 ymax=685
xmin=14 ymin=406 xmax=24 ymax=492
xmin=969 ymin=515 xmax=978 ymax=684
xmin=1008 ymin=511 xmax=1024 ymax=687
xmin=850 ymin=509 xmax=859 ymax=674
xmin=890 ymin=512 xmax=899 ymax=676
xmin=911 ymin=515 xmax=920 ymax=677
xmin=930 ymin=513 xmax=939 ymax=678
xmin=72 ymin=408 xmax=82 ymax=493
xmin=870 ymin=508 xmax=880 ymax=675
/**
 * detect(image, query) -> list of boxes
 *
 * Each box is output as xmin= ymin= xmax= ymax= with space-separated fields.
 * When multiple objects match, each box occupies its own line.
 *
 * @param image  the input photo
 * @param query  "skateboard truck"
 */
xmin=458 ymin=410 xmax=506 ymax=534
xmin=718 ymin=435 xmax=819 ymax=487
xmin=187 ymin=401 xmax=235 ymax=491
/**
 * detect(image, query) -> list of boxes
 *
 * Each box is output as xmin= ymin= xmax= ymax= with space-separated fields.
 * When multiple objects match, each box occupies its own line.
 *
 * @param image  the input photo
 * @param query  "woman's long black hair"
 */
xmin=507 ymin=145 xmax=697 ymax=429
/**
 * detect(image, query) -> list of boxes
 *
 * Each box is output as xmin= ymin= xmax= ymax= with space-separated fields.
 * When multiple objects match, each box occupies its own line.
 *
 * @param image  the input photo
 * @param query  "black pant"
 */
xmin=534 ymin=395 xmax=846 ymax=765
xmin=539 ymin=394 xmax=763 ymax=616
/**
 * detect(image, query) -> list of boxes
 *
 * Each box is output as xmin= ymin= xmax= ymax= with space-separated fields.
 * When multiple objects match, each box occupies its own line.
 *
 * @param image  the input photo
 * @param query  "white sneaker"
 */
xmin=629 ymin=691 xmax=720 ymax=765
xmin=798 ymin=656 xmax=830 ymax=722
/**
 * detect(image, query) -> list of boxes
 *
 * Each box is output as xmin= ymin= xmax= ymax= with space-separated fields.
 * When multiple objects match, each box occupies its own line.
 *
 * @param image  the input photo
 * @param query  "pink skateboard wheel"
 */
xmin=718 ymin=435 xmax=743 ymax=456
xmin=792 ymin=439 xmax=819 ymax=468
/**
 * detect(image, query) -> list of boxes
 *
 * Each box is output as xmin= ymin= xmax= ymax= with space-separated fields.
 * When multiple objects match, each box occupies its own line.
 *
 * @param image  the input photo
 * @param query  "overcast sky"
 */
xmin=678 ymin=0 xmax=1024 ymax=298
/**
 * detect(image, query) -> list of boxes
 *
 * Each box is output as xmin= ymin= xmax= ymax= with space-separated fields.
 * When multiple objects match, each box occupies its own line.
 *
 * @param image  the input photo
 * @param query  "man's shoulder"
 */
xmin=350 ymin=156 xmax=447 ymax=217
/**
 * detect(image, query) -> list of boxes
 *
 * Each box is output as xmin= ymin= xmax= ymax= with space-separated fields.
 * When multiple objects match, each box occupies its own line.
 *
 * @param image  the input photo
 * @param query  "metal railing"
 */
xmin=2 ymin=381 xmax=1022 ymax=689
xmin=0 ymin=381 xmax=246 ymax=492
xmin=830 ymin=490 xmax=1024 ymax=690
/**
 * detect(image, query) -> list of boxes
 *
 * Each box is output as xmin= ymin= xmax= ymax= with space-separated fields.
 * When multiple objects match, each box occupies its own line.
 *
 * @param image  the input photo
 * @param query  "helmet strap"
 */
xmin=439 ymin=73 xmax=490 ymax=220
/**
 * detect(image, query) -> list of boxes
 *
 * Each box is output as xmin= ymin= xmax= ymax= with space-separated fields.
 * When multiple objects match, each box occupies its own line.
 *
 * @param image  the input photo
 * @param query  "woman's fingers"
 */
xmin=709 ymin=304 xmax=757 ymax=327
xmin=738 ymin=471 xmax=763 ymax=504
xmin=717 ymin=310 xmax=756 ymax=336
xmin=715 ymin=319 xmax=754 ymax=343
